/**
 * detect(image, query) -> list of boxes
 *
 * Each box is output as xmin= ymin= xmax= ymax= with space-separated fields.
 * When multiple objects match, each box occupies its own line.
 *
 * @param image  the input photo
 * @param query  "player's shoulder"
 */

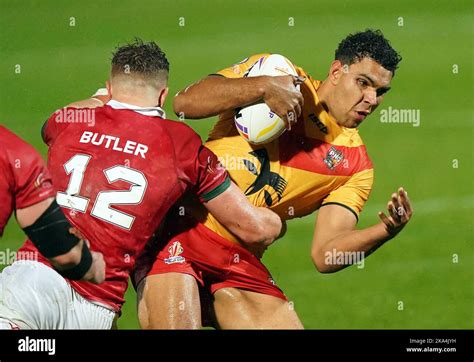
xmin=0 ymin=126 xmax=15 ymax=170
xmin=0 ymin=126 xmax=36 ymax=155
xmin=0 ymin=126 xmax=46 ymax=173
xmin=159 ymin=118 xmax=201 ymax=143
xmin=345 ymin=132 xmax=373 ymax=174
xmin=0 ymin=125 xmax=21 ymax=145
xmin=42 ymin=106 xmax=98 ymax=144
xmin=150 ymin=118 xmax=205 ymax=169
xmin=318 ymin=127 xmax=373 ymax=175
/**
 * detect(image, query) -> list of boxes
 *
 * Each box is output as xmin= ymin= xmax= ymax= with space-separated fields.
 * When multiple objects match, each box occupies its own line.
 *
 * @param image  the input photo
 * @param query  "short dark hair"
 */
xmin=111 ymin=38 xmax=169 ymax=86
xmin=335 ymin=29 xmax=402 ymax=74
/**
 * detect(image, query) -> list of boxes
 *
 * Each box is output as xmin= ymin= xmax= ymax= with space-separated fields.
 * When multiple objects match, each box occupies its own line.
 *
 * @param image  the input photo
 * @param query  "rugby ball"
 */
xmin=234 ymin=54 xmax=298 ymax=145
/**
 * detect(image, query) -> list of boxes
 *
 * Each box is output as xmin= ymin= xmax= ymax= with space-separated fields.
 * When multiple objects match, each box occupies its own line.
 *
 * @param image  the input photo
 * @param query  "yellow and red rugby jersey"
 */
xmin=193 ymin=54 xmax=374 ymax=243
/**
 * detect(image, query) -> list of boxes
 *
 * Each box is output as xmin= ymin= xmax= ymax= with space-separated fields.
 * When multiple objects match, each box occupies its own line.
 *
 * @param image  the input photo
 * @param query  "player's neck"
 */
xmin=316 ymin=78 xmax=329 ymax=101
xmin=111 ymin=95 xmax=160 ymax=108
xmin=316 ymin=80 xmax=334 ymax=117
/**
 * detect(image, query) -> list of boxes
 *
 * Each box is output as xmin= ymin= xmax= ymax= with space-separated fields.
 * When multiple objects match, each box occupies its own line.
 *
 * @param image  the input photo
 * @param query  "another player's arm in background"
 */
xmin=66 ymin=87 xmax=111 ymax=109
xmin=173 ymin=55 xmax=304 ymax=125
xmin=311 ymin=187 xmax=413 ymax=273
xmin=17 ymin=197 xmax=106 ymax=283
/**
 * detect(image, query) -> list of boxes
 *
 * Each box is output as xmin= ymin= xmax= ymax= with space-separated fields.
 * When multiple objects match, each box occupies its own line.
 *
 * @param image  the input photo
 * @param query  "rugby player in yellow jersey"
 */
xmin=135 ymin=29 xmax=413 ymax=329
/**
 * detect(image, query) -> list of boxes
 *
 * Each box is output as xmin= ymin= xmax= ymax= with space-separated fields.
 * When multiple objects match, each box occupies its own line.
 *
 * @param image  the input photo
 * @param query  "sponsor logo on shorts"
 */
xmin=164 ymin=241 xmax=185 ymax=264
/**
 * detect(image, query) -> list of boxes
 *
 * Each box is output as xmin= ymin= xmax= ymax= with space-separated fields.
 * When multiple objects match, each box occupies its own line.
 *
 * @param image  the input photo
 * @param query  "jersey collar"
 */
xmin=106 ymin=99 xmax=166 ymax=118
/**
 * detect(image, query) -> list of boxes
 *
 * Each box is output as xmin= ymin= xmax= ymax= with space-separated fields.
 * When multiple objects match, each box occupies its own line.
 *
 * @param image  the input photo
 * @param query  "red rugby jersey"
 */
xmin=0 ymin=126 xmax=55 ymax=236
xmin=18 ymin=102 xmax=230 ymax=311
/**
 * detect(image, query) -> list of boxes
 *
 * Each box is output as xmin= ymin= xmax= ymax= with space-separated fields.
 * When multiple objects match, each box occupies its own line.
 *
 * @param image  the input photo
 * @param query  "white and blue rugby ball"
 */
xmin=234 ymin=54 xmax=299 ymax=145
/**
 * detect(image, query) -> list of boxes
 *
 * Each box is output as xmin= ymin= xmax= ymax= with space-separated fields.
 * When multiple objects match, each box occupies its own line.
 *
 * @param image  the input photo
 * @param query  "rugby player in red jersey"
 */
xmin=0 ymin=39 xmax=282 ymax=329
xmin=0 ymin=126 xmax=105 ymax=329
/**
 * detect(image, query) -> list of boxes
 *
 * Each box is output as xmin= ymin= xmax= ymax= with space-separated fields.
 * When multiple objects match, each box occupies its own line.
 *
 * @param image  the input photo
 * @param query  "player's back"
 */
xmin=19 ymin=103 xmax=201 ymax=311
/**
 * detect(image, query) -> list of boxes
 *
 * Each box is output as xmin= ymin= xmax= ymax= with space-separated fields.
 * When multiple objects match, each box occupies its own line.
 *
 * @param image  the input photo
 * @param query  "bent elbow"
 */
xmin=311 ymin=249 xmax=333 ymax=274
xmin=239 ymin=224 xmax=267 ymax=245
xmin=252 ymin=219 xmax=283 ymax=245
xmin=239 ymin=219 xmax=283 ymax=246
xmin=173 ymin=94 xmax=188 ymax=118
xmin=50 ymin=246 xmax=82 ymax=270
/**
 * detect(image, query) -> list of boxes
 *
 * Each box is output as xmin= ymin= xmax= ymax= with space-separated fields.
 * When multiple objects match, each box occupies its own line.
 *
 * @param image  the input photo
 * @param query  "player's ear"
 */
xmin=106 ymin=80 xmax=112 ymax=97
xmin=158 ymin=87 xmax=169 ymax=108
xmin=329 ymin=60 xmax=345 ymax=85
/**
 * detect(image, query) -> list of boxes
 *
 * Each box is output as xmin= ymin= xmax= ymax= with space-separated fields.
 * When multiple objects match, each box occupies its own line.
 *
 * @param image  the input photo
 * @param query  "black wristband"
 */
xmin=58 ymin=241 xmax=93 ymax=280
xmin=22 ymin=200 xmax=80 ymax=258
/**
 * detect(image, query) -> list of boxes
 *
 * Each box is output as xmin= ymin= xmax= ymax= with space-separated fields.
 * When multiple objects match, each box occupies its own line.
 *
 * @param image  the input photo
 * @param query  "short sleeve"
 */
xmin=214 ymin=53 xmax=271 ymax=79
xmin=173 ymin=123 xmax=230 ymax=202
xmin=321 ymin=168 xmax=374 ymax=221
xmin=13 ymin=150 xmax=55 ymax=209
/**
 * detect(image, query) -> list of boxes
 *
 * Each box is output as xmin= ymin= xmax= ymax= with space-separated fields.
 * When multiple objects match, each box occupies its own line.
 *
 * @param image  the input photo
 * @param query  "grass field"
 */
xmin=0 ymin=0 xmax=472 ymax=329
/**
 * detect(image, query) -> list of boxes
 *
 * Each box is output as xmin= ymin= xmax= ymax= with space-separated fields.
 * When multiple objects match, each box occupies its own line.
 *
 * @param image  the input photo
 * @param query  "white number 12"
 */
xmin=56 ymin=154 xmax=147 ymax=229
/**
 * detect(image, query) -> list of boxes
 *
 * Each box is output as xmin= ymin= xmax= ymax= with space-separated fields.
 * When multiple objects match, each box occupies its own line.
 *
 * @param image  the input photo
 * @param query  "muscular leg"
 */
xmin=137 ymin=272 xmax=201 ymax=329
xmin=213 ymin=288 xmax=304 ymax=329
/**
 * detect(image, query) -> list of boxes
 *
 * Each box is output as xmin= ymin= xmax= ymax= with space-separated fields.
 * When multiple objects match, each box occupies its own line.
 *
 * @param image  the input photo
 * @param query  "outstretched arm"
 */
xmin=311 ymin=187 xmax=413 ymax=273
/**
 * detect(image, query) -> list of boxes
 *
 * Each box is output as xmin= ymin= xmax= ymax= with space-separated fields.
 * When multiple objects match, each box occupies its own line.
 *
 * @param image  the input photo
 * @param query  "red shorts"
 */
xmin=145 ymin=216 xmax=286 ymax=302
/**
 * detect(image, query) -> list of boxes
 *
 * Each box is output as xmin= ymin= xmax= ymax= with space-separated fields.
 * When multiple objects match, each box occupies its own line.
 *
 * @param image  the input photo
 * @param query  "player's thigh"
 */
xmin=137 ymin=272 xmax=201 ymax=329
xmin=66 ymin=289 xmax=116 ymax=329
xmin=0 ymin=261 xmax=70 ymax=329
xmin=213 ymin=287 xmax=303 ymax=329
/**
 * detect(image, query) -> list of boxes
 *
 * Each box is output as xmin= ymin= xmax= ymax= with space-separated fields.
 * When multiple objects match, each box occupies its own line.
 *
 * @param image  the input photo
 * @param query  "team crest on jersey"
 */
xmin=323 ymin=146 xmax=344 ymax=170
xmin=206 ymin=156 xmax=225 ymax=174
xmin=164 ymin=241 xmax=185 ymax=264
xmin=34 ymin=172 xmax=45 ymax=188
xmin=34 ymin=172 xmax=52 ymax=190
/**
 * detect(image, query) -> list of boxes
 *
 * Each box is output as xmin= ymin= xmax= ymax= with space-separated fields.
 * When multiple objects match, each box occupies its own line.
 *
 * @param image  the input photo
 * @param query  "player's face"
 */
xmin=331 ymin=58 xmax=393 ymax=128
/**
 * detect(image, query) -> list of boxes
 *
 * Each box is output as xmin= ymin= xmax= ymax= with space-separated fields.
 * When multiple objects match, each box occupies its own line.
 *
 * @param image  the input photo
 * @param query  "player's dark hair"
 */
xmin=335 ymin=29 xmax=402 ymax=74
xmin=111 ymin=38 xmax=169 ymax=85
